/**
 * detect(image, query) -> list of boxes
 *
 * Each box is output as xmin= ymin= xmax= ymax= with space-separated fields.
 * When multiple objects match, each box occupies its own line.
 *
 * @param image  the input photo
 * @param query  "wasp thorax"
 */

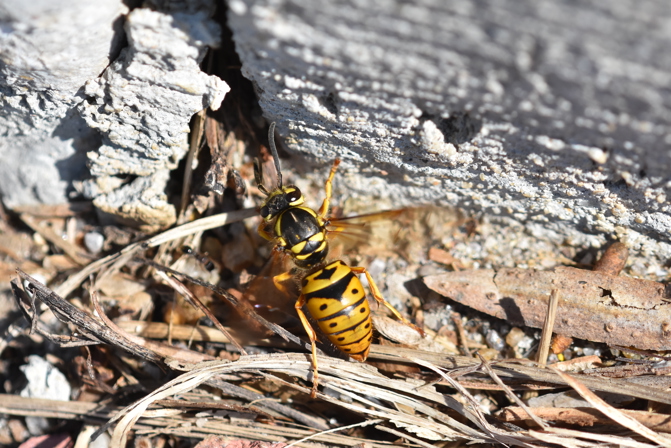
xmin=261 ymin=186 xmax=305 ymax=220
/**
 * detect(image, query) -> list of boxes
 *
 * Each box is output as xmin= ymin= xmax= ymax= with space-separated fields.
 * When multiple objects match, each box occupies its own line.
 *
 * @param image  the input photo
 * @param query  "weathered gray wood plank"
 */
xmin=228 ymin=0 xmax=671 ymax=263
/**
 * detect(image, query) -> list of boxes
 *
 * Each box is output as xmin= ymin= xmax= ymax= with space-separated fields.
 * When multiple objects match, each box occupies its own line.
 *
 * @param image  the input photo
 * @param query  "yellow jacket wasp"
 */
xmin=253 ymin=122 xmax=423 ymax=396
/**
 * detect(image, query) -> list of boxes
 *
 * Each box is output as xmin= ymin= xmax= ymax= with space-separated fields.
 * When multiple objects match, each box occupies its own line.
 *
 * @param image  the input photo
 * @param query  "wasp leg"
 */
xmin=295 ymin=293 xmax=320 ymax=397
xmin=350 ymin=266 xmax=425 ymax=337
xmin=317 ymin=159 xmax=341 ymax=219
xmin=257 ymin=222 xmax=274 ymax=241
xmin=272 ymin=270 xmax=294 ymax=295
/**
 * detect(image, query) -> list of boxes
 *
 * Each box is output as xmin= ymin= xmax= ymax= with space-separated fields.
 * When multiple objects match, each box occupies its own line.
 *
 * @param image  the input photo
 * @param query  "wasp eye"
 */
xmin=260 ymin=205 xmax=270 ymax=218
xmin=286 ymin=187 xmax=302 ymax=203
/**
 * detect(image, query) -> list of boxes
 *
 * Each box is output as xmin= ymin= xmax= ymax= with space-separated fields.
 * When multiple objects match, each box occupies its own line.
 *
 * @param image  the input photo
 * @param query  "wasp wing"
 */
xmin=241 ymin=250 xmax=301 ymax=330
xmin=325 ymin=209 xmax=405 ymax=253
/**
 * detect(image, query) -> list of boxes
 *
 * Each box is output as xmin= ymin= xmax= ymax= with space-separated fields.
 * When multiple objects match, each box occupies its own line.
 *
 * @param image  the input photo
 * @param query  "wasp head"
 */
xmin=259 ymin=185 xmax=304 ymax=220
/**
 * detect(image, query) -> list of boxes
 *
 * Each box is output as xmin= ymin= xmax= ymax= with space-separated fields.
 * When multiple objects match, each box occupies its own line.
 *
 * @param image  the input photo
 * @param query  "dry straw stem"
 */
xmin=550 ymin=367 xmax=671 ymax=446
xmin=527 ymin=428 xmax=658 ymax=448
xmin=106 ymin=353 xmax=499 ymax=448
xmin=101 ymin=352 xmax=671 ymax=448
xmin=475 ymin=353 xmax=547 ymax=429
xmin=284 ymin=419 xmax=383 ymax=447
xmin=369 ymin=345 xmax=671 ymax=405
xmin=4 ymin=393 xmax=666 ymax=448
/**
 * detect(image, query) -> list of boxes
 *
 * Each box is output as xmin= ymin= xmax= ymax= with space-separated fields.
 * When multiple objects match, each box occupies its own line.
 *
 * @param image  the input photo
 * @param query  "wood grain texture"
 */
xmin=228 ymin=0 xmax=671 ymax=262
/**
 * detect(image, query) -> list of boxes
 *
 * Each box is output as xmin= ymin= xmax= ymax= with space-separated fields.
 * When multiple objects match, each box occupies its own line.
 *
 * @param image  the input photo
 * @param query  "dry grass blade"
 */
xmin=268 ymin=360 xmax=495 ymax=444
xmin=109 ymin=362 xmax=225 ymax=447
xmin=550 ymin=367 xmax=671 ymax=446
xmin=368 ymin=345 xmax=671 ymax=405
xmin=409 ymin=357 xmax=537 ymax=447
xmin=145 ymin=208 xmax=257 ymax=247
xmin=526 ymin=430 xmax=609 ymax=448
xmin=55 ymin=208 xmax=257 ymax=297
xmin=0 ymin=394 xmax=113 ymax=420
xmin=476 ymin=353 xmax=547 ymax=430
xmin=104 ymin=353 xmax=528 ymax=447
xmin=0 ymin=392 xmax=335 ymax=438
xmin=137 ymin=419 xmax=396 ymax=448
xmin=310 ymin=376 xmax=471 ymax=442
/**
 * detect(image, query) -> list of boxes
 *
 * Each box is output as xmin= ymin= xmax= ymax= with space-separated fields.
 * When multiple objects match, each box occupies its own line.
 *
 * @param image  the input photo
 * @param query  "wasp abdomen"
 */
xmin=303 ymin=261 xmax=374 ymax=361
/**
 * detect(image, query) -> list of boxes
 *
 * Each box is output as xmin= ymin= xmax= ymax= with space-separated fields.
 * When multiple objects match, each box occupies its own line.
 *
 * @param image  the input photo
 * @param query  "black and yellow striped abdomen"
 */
xmin=303 ymin=260 xmax=374 ymax=361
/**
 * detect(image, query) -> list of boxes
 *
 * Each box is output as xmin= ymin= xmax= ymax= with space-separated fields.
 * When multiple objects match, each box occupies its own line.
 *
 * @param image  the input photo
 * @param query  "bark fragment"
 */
xmin=424 ymin=266 xmax=671 ymax=350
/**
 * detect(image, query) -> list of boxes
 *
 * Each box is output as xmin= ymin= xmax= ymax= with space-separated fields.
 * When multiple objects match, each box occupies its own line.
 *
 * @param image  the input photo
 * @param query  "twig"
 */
xmin=12 ymin=271 xmax=164 ymax=364
xmin=499 ymin=406 xmax=671 ymax=433
xmin=451 ymin=311 xmax=472 ymax=357
xmin=409 ymin=357 xmax=534 ymax=446
xmin=178 ymin=109 xmax=207 ymax=221
xmin=536 ymin=288 xmax=560 ymax=367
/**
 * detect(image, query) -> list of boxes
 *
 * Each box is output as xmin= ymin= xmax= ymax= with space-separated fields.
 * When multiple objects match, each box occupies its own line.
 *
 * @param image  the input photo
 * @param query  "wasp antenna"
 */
xmin=268 ymin=122 xmax=283 ymax=188
xmin=253 ymin=158 xmax=269 ymax=195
